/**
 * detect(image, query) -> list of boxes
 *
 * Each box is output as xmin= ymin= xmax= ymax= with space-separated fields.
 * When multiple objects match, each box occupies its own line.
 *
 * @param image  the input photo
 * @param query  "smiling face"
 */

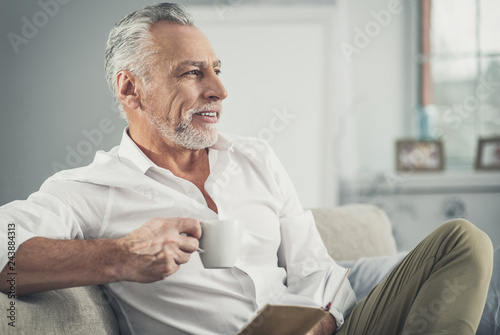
xmin=136 ymin=22 xmax=228 ymax=150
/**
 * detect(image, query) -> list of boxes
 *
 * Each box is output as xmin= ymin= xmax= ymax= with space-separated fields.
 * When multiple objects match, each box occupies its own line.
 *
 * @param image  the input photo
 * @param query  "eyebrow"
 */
xmin=178 ymin=60 xmax=221 ymax=68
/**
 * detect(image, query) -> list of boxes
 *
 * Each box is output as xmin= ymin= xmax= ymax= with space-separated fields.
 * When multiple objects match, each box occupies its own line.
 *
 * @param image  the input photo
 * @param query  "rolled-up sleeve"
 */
xmin=0 ymin=187 xmax=83 ymax=270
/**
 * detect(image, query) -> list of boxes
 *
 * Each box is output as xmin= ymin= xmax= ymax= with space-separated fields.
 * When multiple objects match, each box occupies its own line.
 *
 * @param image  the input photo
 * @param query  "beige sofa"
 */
xmin=0 ymin=204 xmax=397 ymax=335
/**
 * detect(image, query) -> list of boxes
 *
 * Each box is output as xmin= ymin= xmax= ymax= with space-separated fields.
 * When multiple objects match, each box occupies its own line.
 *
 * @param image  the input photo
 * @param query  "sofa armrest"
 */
xmin=0 ymin=286 xmax=119 ymax=335
xmin=310 ymin=204 xmax=398 ymax=262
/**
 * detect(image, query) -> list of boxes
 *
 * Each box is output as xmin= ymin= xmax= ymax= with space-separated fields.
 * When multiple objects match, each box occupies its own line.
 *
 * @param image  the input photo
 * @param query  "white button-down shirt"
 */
xmin=0 ymin=129 xmax=355 ymax=334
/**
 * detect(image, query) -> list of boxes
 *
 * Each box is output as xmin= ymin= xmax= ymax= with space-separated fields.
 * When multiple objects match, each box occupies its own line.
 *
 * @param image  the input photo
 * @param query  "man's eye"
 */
xmin=214 ymin=69 xmax=221 ymax=76
xmin=185 ymin=70 xmax=200 ymax=76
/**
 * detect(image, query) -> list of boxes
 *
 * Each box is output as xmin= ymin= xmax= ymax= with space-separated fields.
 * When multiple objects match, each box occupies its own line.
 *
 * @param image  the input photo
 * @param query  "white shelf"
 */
xmin=349 ymin=170 xmax=500 ymax=195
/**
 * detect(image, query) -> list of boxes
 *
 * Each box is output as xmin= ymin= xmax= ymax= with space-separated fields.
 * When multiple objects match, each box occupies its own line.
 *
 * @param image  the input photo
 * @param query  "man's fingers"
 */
xmin=118 ymin=217 xmax=205 ymax=282
xmin=178 ymin=218 xmax=202 ymax=239
xmin=179 ymin=234 xmax=200 ymax=253
xmin=175 ymin=250 xmax=193 ymax=265
xmin=155 ymin=248 xmax=192 ymax=270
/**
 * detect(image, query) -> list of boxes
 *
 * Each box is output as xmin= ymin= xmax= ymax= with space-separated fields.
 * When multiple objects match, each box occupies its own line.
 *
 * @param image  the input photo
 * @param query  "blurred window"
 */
xmin=419 ymin=0 xmax=500 ymax=169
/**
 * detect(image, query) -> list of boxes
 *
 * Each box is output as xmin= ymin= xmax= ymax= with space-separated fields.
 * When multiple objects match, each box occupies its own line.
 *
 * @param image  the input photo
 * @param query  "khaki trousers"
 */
xmin=337 ymin=219 xmax=493 ymax=335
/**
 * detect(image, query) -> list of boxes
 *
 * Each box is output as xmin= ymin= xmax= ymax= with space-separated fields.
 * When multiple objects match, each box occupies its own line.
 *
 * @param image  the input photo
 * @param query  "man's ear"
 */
xmin=116 ymin=71 xmax=142 ymax=110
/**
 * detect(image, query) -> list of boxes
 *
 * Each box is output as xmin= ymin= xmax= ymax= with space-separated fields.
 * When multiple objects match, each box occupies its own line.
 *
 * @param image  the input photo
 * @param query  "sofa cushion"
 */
xmin=0 ymin=285 xmax=119 ymax=335
xmin=310 ymin=204 xmax=398 ymax=261
xmin=338 ymin=252 xmax=407 ymax=302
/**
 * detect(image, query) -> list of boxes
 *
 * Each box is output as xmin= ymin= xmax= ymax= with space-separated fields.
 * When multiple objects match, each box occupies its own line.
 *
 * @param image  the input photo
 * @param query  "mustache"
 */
xmin=189 ymin=102 xmax=223 ymax=114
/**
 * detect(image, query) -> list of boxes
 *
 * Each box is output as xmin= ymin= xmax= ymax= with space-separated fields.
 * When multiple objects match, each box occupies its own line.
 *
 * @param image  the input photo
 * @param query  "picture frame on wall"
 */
xmin=475 ymin=137 xmax=500 ymax=170
xmin=396 ymin=140 xmax=444 ymax=172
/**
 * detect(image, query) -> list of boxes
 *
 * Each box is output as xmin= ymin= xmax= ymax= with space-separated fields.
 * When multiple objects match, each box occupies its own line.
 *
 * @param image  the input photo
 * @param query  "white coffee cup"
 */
xmin=198 ymin=220 xmax=244 ymax=269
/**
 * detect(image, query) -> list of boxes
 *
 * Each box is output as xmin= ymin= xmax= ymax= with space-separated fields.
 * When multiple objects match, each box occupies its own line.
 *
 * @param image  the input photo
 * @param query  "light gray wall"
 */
xmin=0 ymin=1 xmax=141 ymax=205
xmin=342 ymin=0 xmax=415 ymax=175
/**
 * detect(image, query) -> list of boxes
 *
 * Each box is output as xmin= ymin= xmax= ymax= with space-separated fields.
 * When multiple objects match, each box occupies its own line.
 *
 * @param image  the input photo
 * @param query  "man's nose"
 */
xmin=203 ymin=71 xmax=228 ymax=101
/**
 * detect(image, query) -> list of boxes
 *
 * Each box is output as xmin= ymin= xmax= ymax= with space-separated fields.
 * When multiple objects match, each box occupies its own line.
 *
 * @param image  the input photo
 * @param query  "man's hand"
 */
xmin=307 ymin=314 xmax=336 ymax=335
xmin=115 ymin=217 xmax=201 ymax=282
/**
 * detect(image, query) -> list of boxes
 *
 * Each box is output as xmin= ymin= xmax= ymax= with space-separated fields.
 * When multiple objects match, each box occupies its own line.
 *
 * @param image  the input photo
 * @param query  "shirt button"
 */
xmin=187 ymin=186 xmax=196 ymax=195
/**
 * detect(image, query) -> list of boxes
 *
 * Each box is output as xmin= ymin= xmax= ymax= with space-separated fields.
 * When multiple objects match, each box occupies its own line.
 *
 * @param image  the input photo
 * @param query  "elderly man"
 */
xmin=0 ymin=3 xmax=493 ymax=335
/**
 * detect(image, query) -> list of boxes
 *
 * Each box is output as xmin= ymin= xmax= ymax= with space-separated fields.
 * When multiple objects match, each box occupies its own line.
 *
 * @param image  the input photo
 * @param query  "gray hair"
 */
xmin=104 ymin=3 xmax=194 ymax=119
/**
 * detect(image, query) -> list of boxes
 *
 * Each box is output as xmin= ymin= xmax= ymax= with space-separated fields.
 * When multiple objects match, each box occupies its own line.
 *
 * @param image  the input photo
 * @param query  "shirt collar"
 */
xmin=117 ymin=127 xmax=234 ymax=174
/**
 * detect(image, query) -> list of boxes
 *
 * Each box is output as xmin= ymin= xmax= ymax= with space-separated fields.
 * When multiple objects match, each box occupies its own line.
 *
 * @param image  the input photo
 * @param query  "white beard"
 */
xmin=146 ymin=102 xmax=221 ymax=150
xmin=172 ymin=118 xmax=219 ymax=150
